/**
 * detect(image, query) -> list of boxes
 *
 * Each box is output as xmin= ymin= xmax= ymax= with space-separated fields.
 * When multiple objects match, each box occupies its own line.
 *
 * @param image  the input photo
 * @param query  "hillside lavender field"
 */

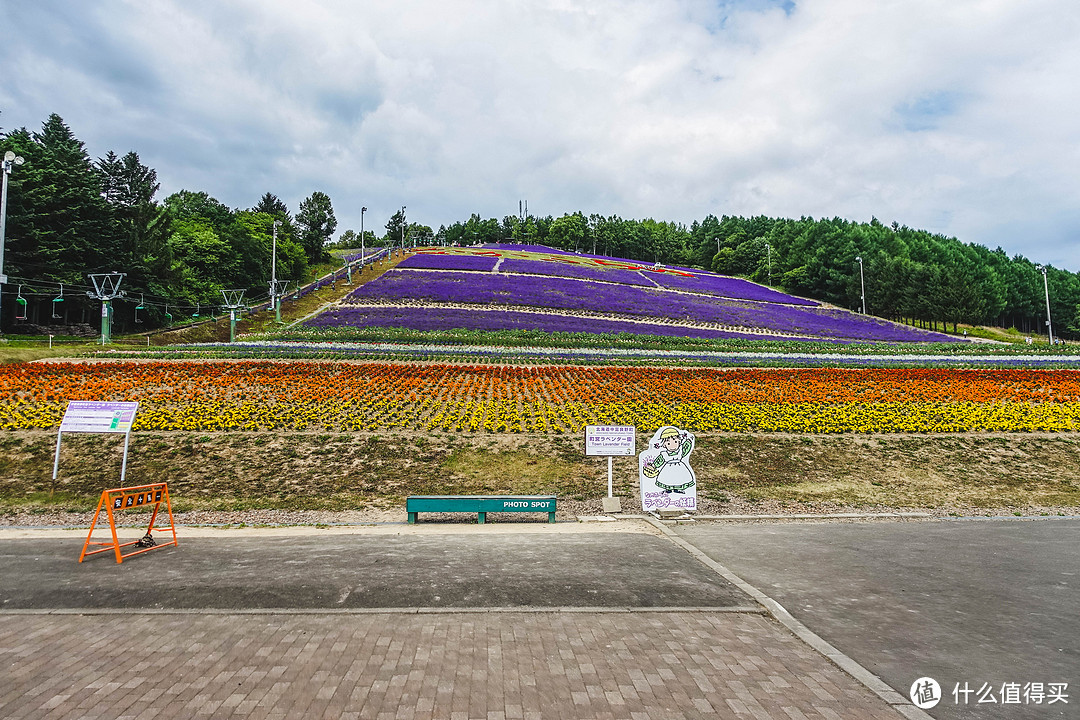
xmin=317 ymin=245 xmax=955 ymax=343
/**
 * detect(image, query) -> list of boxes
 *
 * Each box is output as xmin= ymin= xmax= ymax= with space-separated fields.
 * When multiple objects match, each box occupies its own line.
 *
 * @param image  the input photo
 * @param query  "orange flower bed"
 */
xmin=1 ymin=362 xmax=1079 ymax=433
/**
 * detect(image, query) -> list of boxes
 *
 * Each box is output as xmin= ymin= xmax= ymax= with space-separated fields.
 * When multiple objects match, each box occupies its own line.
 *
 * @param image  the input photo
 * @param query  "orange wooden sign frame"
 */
xmin=79 ymin=482 xmax=178 ymax=564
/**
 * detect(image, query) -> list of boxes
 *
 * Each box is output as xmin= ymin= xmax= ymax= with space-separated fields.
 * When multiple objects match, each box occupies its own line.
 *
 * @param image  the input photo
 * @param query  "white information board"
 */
xmin=585 ymin=425 xmax=636 ymax=456
xmin=54 ymin=401 xmax=140 ymax=487
xmin=59 ymin=401 xmax=139 ymax=433
xmin=586 ymin=425 xmax=636 ymax=501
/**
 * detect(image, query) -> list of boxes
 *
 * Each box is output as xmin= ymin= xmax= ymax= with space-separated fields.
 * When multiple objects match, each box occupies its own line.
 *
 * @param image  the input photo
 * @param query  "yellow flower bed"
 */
xmin=2 ymin=361 xmax=1079 ymax=433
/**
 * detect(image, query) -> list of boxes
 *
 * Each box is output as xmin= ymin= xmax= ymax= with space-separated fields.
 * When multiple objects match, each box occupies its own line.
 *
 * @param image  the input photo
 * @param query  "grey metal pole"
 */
xmin=0 ymin=165 xmax=8 ymax=332
xmin=856 ymin=256 xmax=866 ymax=314
xmin=1041 ymin=266 xmax=1054 ymax=344
xmin=361 ymin=206 xmax=366 ymax=271
xmin=271 ymin=220 xmax=281 ymax=323
xmin=101 ymin=301 xmax=111 ymax=343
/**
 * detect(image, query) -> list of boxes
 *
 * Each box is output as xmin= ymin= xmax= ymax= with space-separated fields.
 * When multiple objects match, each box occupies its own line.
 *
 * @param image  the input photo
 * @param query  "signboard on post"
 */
xmin=53 ymin=401 xmax=140 ymax=487
xmin=59 ymin=401 xmax=138 ymax=433
xmin=585 ymin=426 xmax=635 ymax=456
xmin=586 ymin=426 xmax=636 ymax=511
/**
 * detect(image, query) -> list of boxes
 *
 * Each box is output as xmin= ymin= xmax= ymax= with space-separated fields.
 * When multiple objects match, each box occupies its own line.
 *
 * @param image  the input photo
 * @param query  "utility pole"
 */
xmin=87 ymin=273 xmax=126 ymax=344
xmin=400 ymin=206 xmax=406 ymax=255
xmin=221 ymin=289 xmax=246 ymax=342
xmin=270 ymin=220 xmax=282 ymax=322
xmin=0 ymin=151 xmax=26 ymax=333
xmin=1038 ymin=265 xmax=1054 ymax=344
xmin=855 ymin=256 xmax=866 ymax=314
xmin=361 ymin=206 xmax=366 ymax=271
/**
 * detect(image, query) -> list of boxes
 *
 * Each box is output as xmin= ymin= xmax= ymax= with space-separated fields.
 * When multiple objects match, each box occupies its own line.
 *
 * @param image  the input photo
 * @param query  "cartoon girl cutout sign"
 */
xmin=638 ymin=426 xmax=697 ymax=512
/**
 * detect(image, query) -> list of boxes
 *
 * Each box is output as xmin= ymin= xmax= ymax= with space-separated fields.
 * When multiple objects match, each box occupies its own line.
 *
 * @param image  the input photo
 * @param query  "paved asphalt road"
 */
xmin=674 ymin=518 xmax=1080 ymax=720
xmin=0 ymin=531 xmax=754 ymax=610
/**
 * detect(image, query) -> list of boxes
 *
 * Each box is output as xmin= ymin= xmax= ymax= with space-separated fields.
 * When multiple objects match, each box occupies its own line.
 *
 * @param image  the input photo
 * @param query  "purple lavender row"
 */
xmin=400 ymin=253 xmax=500 ymax=271
xmin=478 ymin=244 xmax=815 ymax=305
xmin=648 ymin=271 xmax=816 ymax=305
xmin=343 ymin=248 xmax=391 ymax=264
xmin=304 ymin=306 xmax=760 ymax=340
xmin=497 ymin=259 xmax=656 ymax=287
xmin=495 ymin=258 xmax=814 ymax=305
xmin=345 ymin=270 xmax=953 ymax=342
xmin=484 ymin=244 xmax=698 ymax=273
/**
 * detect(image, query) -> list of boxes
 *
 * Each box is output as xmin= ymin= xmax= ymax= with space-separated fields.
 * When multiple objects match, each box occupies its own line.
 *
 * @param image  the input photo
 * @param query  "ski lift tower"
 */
xmin=271 ymin=280 xmax=290 ymax=323
xmin=221 ymin=289 xmax=246 ymax=342
xmin=87 ymin=273 xmax=126 ymax=344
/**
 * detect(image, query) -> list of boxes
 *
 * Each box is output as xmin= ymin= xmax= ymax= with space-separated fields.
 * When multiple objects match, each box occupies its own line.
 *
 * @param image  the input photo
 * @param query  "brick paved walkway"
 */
xmin=1 ymin=611 xmax=906 ymax=719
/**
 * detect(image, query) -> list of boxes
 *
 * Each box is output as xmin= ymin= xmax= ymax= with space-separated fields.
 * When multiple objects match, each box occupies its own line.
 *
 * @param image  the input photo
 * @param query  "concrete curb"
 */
xmin=0 ymin=605 xmax=768 ymax=616
xmin=643 ymin=515 xmax=933 ymax=720
xmin=614 ymin=512 xmax=933 ymax=522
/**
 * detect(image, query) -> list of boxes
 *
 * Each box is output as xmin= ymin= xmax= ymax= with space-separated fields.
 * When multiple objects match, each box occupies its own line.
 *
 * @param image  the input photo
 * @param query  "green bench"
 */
xmin=406 ymin=495 xmax=557 ymax=524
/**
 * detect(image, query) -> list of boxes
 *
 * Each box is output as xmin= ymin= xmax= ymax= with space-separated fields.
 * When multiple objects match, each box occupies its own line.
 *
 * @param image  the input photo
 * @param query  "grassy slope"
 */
xmin=2 ymin=431 xmax=1078 ymax=515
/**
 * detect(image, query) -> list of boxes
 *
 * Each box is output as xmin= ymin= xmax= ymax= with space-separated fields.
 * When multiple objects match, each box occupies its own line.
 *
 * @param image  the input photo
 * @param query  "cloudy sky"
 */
xmin=2 ymin=0 xmax=1079 ymax=268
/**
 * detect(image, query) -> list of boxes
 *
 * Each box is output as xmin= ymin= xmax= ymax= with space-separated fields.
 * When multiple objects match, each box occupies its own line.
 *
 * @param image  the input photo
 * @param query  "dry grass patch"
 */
xmin=2 ymin=431 xmax=1080 ymax=515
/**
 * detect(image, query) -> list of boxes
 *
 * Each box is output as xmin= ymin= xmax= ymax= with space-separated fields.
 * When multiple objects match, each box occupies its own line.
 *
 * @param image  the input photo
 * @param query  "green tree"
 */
xmin=295 ymin=191 xmax=337 ymax=264
xmin=235 ymin=211 xmax=306 ymax=287
xmin=251 ymin=192 xmax=292 ymax=222
xmin=547 ymin=213 xmax=586 ymax=252
xmin=1 ymin=115 xmax=113 ymax=281
xmin=96 ymin=151 xmax=174 ymax=316
xmin=384 ymin=209 xmax=407 ymax=246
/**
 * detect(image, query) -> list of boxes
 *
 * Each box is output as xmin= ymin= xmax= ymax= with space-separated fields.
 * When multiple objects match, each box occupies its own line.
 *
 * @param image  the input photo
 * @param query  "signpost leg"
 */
xmin=607 ymin=456 xmax=613 ymax=498
xmin=51 ymin=431 xmax=63 ymax=482
xmin=119 ymin=430 xmax=131 ymax=488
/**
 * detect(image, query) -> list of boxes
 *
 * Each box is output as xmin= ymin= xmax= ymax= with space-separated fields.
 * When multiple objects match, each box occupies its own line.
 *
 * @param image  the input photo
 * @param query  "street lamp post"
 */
xmin=1038 ymin=265 xmax=1054 ymax=344
xmin=270 ymin=220 xmax=282 ymax=322
xmin=1 ymin=150 xmax=26 ymax=333
xmin=855 ymin=256 xmax=866 ymax=314
xmin=360 ymin=206 xmax=366 ymax=271
xmin=764 ymin=242 xmax=771 ymax=285
xmin=400 ymin=206 xmax=406 ymax=254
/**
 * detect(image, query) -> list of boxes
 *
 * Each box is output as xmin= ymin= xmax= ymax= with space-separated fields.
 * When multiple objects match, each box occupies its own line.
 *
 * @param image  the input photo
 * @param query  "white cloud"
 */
xmin=1 ymin=0 xmax=1078 ymax=266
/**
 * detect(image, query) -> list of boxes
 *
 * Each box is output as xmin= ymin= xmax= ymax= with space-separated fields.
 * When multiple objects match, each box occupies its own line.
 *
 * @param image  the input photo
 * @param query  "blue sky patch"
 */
xmin=893 ymin=90 xmax=964 ymax=132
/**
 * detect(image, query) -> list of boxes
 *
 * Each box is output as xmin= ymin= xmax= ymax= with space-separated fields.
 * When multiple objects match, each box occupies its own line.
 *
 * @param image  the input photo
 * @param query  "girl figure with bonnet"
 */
xmin=642 ymin=426 xmax=696 ymax=493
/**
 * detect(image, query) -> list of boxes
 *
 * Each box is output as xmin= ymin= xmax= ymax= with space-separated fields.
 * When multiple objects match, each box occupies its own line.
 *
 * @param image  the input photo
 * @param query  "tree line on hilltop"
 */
xmin=1 ymin=113 xmax=1075 ymax=339
xmin=429 ymin=212 xmax=1075 ymax=338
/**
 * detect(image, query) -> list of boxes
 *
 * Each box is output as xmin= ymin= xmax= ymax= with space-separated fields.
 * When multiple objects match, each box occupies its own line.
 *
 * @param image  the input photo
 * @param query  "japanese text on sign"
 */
xmin=585 ymin=425 xmax=636 ymax=456
xmin=59 ymin=401 xmax=139 ymax=434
